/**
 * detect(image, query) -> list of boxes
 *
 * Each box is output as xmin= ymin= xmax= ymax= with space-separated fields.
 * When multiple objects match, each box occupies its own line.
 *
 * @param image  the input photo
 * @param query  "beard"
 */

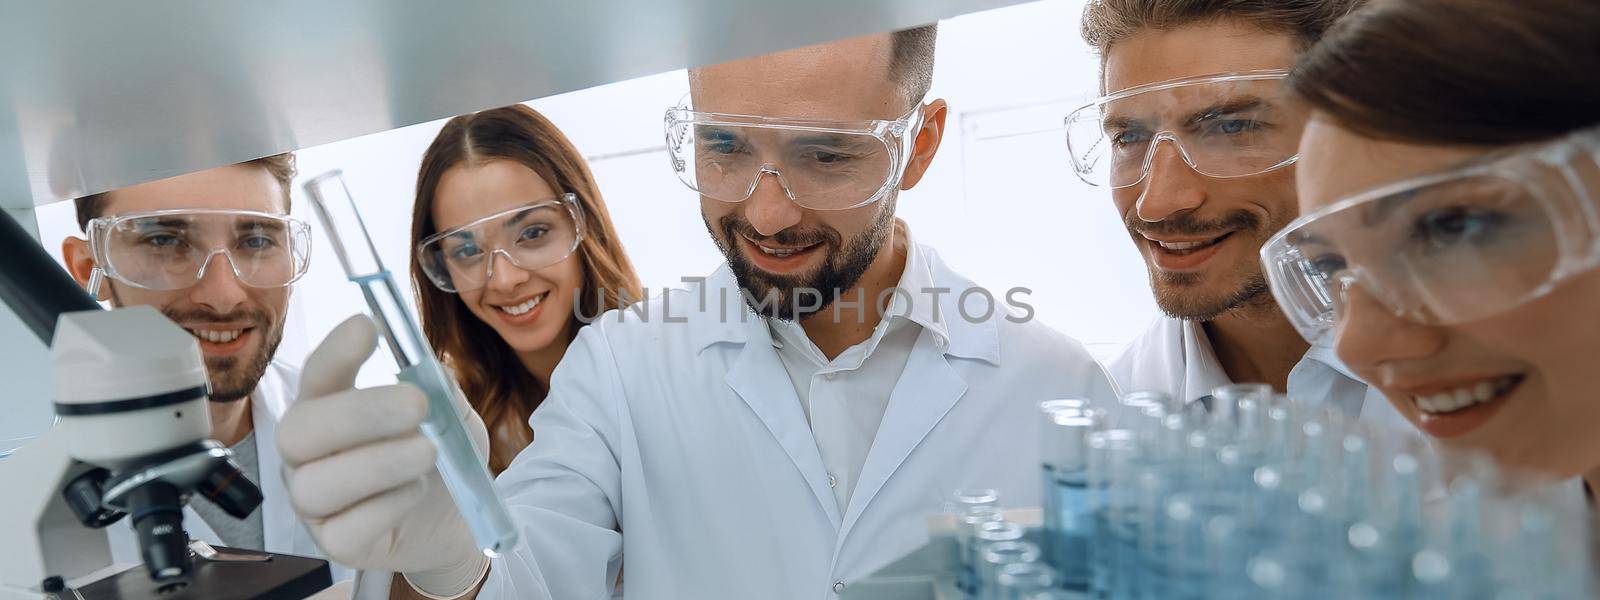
xmin=159 ymin=305 xmax=283 ymax=403
xmin=705 ymin=201 xmax=895 ymax=321
xmin=1127 ymin=208 xmax=1277 ymax=322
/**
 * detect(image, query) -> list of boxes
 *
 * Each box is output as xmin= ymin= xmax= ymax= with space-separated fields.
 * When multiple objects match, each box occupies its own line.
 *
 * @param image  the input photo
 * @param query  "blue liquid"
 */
xmin=1140 ymin=525 xmax=1172 ymax=598
xmin=958 ymin=542 xmax=977 ymax=594
xmin=1112 ymin=518 xmax=1141 ymax=599
xmin=1051 ymin=469 xmax=1091 ymax=590
xmin=1090 ymin=509 xmax=1116 ymax=598
xmin=1042 ymin=464 xmax=1059 ymax=570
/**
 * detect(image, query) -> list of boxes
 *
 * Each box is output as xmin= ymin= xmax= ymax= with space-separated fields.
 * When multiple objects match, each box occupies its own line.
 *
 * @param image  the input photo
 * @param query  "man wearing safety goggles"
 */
xmin=279 ymin=28 xmax=1115 ymax=600
xmin=59 ymin=155 xmax=352 ymax=584
xmin=1073 ymin=0 xmax=1405 ymax=428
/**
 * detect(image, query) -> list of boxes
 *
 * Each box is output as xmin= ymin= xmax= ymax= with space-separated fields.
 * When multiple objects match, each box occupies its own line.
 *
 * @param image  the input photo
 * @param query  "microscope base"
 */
xmin=58 ymin=547 xmax=329 ymax=600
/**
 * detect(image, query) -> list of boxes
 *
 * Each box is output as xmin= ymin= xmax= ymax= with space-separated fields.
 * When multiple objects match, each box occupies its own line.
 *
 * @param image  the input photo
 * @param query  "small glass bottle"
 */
xmin=972 ymin=519 xmax=1027 ymax=596
xmin=996 ymin=562 xmax=1059 ymax=600
xmin=980 ymin=540 xmax=1042 ymax=600
xmin=957 ymin=505 xmax=1006 ymax=593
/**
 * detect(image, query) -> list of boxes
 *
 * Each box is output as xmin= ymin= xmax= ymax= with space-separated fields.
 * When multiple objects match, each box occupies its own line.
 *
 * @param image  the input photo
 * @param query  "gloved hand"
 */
xmin=277 ymin=315 xmax=491 ymax=597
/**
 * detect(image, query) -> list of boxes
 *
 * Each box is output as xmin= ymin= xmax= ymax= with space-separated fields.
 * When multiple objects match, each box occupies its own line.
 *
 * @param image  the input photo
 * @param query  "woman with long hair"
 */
xmin=411 ymin=104 xmax=643 ymax=474
xmin=1263 ymin=0 xmax=1600 ymax=493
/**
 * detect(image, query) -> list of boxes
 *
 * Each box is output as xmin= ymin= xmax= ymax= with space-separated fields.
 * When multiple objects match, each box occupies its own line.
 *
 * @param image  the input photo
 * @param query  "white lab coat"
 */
xmin=1106 ymin=315 xmax=1410 ymax=430
xmin=478 ymin=246 xmax=1117 ymax=600
xmin=107 ymin=360 xmax=358 ymax=588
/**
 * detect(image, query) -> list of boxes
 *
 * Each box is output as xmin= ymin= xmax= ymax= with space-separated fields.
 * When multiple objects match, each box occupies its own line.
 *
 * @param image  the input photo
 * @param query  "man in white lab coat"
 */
xmin=276 ymin=27 xmax=1116 ymax=599
xmin=1071 ymin=0 xmax=1405 ymax=428
xmin=60 ymin=155 xmax=355 ymax=585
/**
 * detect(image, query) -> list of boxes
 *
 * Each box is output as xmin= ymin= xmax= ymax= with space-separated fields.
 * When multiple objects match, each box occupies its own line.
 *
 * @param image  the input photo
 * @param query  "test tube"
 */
xmin=1347 ymin=447 xmax=1427 ymax=598
xmin=1039 ymin=400 xmax=1089 ymax=571
xmin=1086 ymin=429 xmax=1137 ymax=599
xmin=1123 ymin=404 xmax=1168 ymax=600
xmin=1116 ymin=391 xmax=1164 ymax=429
xmin=1135 ymin=411 xmax=1194 ymax=599
xmin=1042 ymin=411 xmax=1095 ymax=591
xmin=1209 ymin=383 xmax=1271 ymax=443
xmin=1161 ymin=492 xmax=1213 ymax=600
xmin=1245 ymin=468 xmax=1342 ymax=597
xmin=304 ymin=170 xmax=519 ymax=556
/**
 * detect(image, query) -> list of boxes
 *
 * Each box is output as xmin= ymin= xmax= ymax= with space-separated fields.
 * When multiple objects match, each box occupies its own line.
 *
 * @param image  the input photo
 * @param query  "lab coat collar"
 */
xmin=884 ymin=225 xmax=955 ymax=358
xmin=1176 ymin=319 xmax=1233 ymax=404
xmin=687 ymin=265 xmax=754 ymax=350
xmin=1180 ymin=318 xmax=1365 ymax=398
xmin=1170 ymin=317 xmax=1384 ymax=420
xmin=1301 ymin=336 xmax=1360 ymax=381
xmin=893 ymin=223 xmax=999 ymax=364
xmin=690 ymin=225 xmax=1001 ymax=366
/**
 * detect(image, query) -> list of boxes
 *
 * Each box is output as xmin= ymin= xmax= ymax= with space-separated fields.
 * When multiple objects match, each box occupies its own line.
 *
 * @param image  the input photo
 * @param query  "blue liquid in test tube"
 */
xmin=1043 ymin=410 xmax=1095 ymax=590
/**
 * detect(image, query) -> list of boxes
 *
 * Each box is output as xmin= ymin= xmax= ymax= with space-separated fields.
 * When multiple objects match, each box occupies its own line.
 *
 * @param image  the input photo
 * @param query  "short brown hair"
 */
xmin=890 ymin=24 xmax=939 ymax=105
xmin=1081 ymin=0 xmax=1365 ymax=55
xmin=73 ymin=153 xmax=296 ymax=231
xmin=1290 ymin=0 xmax=1600 ymax=145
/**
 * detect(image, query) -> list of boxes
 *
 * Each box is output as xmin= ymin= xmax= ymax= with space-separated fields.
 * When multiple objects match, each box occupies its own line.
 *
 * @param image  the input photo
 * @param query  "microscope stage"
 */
xmin=76 ymin=547 xmax=331 ymax=600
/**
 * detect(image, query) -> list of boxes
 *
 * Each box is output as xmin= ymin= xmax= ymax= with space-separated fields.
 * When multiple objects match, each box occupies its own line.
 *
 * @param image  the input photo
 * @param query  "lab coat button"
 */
xmin=824 ymin=372 xmax=836 ymax=380
xmin=832 ymin=581 xmax=845 ymax=594
xmin=827 ymin=473 xmax=837 ymax=488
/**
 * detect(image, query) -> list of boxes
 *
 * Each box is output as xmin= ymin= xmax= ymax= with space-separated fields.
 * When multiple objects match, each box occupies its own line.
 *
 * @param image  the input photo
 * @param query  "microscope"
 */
xmin=0 ymin=210 xmax=331 ymax=599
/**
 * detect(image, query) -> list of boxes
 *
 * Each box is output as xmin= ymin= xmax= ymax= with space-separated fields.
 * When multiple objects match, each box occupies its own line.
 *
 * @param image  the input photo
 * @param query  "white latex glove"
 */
xmin=278 ymin=315 xmax=491 ymax=597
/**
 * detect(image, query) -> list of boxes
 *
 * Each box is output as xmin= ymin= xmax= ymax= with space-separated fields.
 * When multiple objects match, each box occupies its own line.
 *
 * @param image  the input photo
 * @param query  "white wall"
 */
xmin=31 ymin=0 xmax=1155 ymax=391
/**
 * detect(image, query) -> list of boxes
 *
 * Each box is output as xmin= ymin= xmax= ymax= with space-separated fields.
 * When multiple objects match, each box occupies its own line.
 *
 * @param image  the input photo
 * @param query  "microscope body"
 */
xmin=0 ymin=429 xmax=126 ymax=598
xmin=0 ymin=307 xmax=260 ymax=598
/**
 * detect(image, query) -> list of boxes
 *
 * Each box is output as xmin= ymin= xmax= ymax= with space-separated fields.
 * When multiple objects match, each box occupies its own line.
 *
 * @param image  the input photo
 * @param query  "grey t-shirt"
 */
xmin=190 ymin=432 xmax=266 ymax=551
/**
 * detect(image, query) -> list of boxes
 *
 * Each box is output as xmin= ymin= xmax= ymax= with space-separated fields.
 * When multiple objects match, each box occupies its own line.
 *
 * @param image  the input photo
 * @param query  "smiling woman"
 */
xmin=410 ymin=104 xmax=643 ymax=475
xmin=1277 ymin=0 xmax=1600 ymax=491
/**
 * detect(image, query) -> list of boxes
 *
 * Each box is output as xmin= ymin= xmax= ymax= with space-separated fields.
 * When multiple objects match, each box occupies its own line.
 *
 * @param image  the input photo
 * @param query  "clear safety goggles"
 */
xmin=664 ymin=96 xmax=924 ymax=211
xmin=1065 ymin=70 xmax=1303 ymax=189
xmin=416 ymin=194 xmax=585 ymax=293
xmin=1261 ymin=127 xmax=1600 ymax=344
xmin=86 ymin=209 xmax=311 ymax=294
